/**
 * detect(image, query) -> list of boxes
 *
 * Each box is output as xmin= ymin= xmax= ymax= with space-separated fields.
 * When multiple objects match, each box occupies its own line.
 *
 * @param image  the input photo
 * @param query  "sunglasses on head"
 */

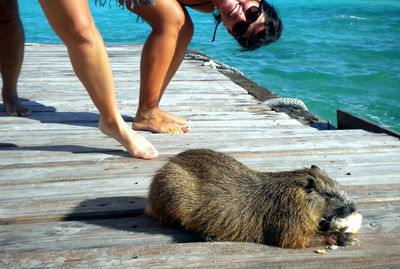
xmin=232 ymin=1 xmax=264 ymax=39
xmin=211 ymin=0 xmax=265 ymax=42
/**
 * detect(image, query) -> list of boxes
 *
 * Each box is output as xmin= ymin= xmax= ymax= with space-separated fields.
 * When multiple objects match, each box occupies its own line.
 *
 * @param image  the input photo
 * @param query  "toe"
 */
xmin=182 ymin=126 xmax=190 ymax=133
xmin=174 ymin=126 xmax=184 ymax=134
xmin=18 ymin=109 xmax=31 ymax=117
xmin=7 ymin=109 xmax=18 ymax=116
xmin=144 ymin=149 xmax=159 ymax=159
xmin=21 ymin=107 xmax=31 ymax=116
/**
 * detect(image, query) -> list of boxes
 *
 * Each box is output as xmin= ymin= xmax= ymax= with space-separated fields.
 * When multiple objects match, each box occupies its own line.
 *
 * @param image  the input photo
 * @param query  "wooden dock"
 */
xmin=1 ymin=44 xmax=399 ymax=268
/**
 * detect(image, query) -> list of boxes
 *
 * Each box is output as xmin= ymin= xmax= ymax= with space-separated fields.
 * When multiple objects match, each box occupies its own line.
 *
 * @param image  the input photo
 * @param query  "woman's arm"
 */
xmin=179 ymin=1 xmax=214 ymax=13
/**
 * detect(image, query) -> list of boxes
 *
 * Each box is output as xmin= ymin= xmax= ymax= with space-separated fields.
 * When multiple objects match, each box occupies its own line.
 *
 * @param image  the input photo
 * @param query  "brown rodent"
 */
xmin=147 ymin=149 xmax=358 ymax=248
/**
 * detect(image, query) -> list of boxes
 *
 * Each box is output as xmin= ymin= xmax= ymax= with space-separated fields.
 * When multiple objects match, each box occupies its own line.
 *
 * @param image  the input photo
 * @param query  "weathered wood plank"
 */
xmin=2 ymin=161 xmax=399 ymax=202
xmin=1 ymin=171 xmax=399 ymax=221
xmin=1 ymin=234 xmax=399 ymax=268
xmin=1 ymin=215 xmax=199 ymax=254
xmin=2 ymin=151 xmax=400 ymax=184
xmin=0 ymin=140 xmax=398 ymax=170
xmin=1 ymin=134 xmax=398 ymax=167
xmin=0 ymin=110 xmax=295 ymax=124
xmin=1 ymin=128 xmax=397 ymax=151
xmin=1 ymin=201 xmax=399 ymax=255
xmin=2 ymin=151 xmax=400 ymax=186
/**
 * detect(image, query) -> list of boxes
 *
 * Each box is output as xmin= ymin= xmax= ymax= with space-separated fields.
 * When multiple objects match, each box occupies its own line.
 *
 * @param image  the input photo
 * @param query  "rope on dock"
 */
xmin=185 ymin=53 xmax=308 ymax=111
xmin=263 ymin=98 xmax=308 ymax=111
xmin=184 ymin=53 xmax=244 ymax=75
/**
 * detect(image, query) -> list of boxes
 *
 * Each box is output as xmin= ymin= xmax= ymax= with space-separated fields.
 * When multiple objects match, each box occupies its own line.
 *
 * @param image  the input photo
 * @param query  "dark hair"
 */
xmin=213 ymin=1 xmax=282 ymax=51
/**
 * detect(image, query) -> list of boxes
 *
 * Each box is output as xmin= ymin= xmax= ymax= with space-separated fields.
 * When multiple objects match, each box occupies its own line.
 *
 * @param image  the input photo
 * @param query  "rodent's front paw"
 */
xmin=201 ymin=234 xmax=220 ymax=242
xmin=334 ymin=228 xmax=356 ymax=246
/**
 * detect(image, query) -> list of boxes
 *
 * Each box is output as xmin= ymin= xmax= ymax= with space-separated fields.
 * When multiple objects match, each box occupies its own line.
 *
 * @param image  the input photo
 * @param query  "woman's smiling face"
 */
xmin=214 ymin=0 xmax=265 ymax=38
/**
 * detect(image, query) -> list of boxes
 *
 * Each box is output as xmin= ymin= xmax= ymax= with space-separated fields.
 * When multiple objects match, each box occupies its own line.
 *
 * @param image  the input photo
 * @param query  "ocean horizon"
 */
xmin=18 ymin=0 xmax=400 ymax=132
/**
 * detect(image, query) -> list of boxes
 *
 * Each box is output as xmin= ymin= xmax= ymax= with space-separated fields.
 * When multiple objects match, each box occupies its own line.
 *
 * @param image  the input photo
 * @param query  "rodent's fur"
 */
xmin=147 ymin=149 xmax=357 ymax=248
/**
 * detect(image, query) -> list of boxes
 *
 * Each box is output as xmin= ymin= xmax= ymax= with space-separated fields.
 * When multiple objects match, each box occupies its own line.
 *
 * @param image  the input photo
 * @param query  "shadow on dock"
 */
xmin=62 ymin=196 xmax=201 ymax=244
xmin=0 ymin=143 xmax=130 ymax=157
xmin=0 ymin=98 xmax=133 ymax=127
xmin=1 ymin=98 xmax=134 ymax=157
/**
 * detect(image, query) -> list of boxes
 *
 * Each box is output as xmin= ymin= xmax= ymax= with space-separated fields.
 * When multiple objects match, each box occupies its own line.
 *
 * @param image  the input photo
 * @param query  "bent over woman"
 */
xmin=38 ymin=0 xmax=281 ymax=158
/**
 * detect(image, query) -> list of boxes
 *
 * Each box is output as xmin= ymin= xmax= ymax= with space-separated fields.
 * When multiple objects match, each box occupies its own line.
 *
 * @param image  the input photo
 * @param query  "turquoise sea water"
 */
xmin=20 ymin=0 xmax=399 ymax=132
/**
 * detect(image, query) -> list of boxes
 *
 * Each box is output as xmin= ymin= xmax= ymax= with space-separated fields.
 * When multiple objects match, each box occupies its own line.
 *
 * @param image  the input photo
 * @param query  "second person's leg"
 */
xmin=123 ymin=0 xmax=193 ymax=134
xmin=0 ymin=0 xmax=30 ymax=116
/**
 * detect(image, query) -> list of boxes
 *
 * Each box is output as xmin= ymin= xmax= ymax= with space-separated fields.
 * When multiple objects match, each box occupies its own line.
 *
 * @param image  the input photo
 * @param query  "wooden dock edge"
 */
xmin=337 ymin=109 xmax=400 ymax=139
xmin=185 ymin=49 xmax=330 ymax=129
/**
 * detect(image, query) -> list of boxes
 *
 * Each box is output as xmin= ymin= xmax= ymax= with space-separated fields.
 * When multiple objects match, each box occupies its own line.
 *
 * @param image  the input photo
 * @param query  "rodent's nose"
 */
xmin=348 ymin=200 xmax=358 ymax=213
xmin=338 ymin=200 xmax=358 ymax=218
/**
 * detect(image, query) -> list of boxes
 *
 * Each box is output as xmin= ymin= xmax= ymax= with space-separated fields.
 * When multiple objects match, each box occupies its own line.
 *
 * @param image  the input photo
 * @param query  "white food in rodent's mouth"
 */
xmin=330 ymin=212 xmax=363 ymax=234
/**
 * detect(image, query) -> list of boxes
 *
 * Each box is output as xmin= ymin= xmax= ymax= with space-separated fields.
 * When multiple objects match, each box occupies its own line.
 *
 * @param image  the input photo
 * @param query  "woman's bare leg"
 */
xmin=39 ymin=0 xmax=158 ymax=159
xmin=123 ymin=0 xmax=193 ymax=133
xmin=0 ymin=0 xmax=30 ymax=116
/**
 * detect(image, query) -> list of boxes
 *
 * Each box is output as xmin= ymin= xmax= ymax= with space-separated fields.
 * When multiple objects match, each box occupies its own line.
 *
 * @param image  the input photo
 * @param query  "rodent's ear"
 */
xmin=311 ymin=165 xmax=321 ymax=170
xmin=304 ymin=175 xmax=316 ymax=193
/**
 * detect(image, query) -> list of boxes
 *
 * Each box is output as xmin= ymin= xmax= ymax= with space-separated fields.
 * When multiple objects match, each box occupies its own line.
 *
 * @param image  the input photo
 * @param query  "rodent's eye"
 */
xmin=322 ymin=192 xmax=335 ymax=199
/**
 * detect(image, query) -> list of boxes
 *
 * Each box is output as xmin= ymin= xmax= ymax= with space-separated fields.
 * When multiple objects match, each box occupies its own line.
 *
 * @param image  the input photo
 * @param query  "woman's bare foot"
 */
xmin=133 ymin=108 xmax=189 ymax=134
xmin=2 ymin=92 xmax=31 ymax=116
xmin=156 ymin=109 xmax=187 ymax=125
xmin=99 ymin=117 xmax=158 ymax=159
